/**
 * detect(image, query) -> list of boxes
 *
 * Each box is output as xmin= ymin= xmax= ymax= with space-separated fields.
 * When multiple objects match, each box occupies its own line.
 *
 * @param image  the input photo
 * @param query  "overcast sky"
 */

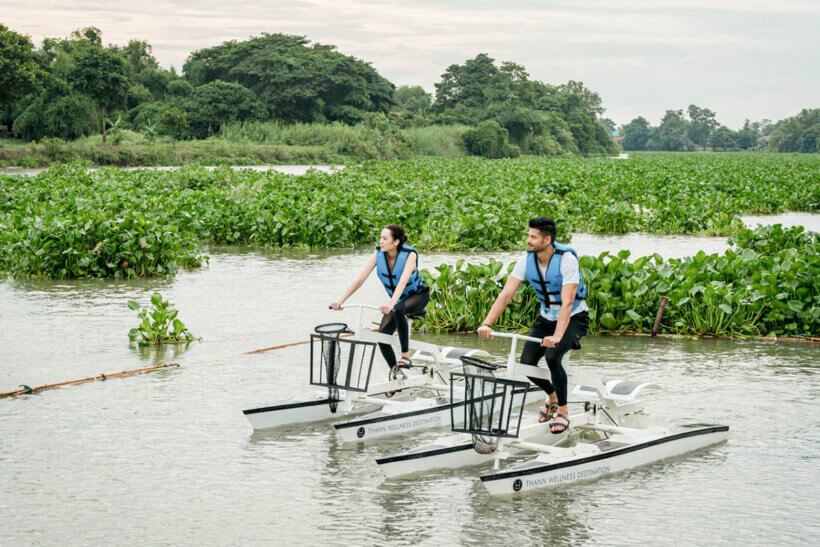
xmin=3 ymin=0 xmax=818 ymax=127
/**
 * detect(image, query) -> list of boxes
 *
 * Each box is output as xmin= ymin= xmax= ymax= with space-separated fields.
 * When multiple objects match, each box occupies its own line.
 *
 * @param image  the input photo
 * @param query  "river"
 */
xmin=0 ymin=216 xmax=817 ymax=545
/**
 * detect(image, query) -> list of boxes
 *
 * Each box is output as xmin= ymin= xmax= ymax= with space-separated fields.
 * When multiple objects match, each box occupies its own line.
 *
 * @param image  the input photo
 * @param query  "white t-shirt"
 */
xmin=511 ymin=252 xmax=589 ymax=320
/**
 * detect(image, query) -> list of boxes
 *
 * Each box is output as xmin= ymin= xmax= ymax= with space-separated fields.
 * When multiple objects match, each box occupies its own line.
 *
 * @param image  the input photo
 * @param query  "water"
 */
xmin=1 ymin=234 xmax=818 ymax=544
xmin=741 ymin=212 xmax=820 ymax=233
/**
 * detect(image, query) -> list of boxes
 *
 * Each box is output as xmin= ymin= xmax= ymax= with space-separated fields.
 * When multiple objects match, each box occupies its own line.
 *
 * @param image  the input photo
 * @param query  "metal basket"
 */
xmin=450 ymin=369 xmax=529 ymax=440
xmin=309 ymin=328 xmax=376 ymax=394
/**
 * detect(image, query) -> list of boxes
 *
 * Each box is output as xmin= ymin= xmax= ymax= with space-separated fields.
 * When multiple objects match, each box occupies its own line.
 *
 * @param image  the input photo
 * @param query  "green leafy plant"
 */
xmin=1 ymin=154 xmax=817 ymax=279
xmin=416 ymin=225 xmax=819 ymax=338
xmin=127 ymin=292 xmax=199 ymax=345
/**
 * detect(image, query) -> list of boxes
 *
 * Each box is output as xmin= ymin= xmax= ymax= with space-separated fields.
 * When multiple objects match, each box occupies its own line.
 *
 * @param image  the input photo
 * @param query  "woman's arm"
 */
xmin=331 ymin=252 xmax=377 ymax=309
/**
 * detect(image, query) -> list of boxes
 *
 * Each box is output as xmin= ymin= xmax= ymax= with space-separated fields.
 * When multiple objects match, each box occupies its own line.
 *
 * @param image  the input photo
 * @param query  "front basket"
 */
xmin=450 ymin=371 xmax=529 ymax=439
xmin=309 ymin=333 xmax=376 ymax=393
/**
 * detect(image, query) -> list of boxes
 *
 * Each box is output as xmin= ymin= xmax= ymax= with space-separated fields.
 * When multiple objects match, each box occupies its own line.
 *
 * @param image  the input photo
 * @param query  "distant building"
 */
xmin=614 ymin=136 xmax=624 ymax=142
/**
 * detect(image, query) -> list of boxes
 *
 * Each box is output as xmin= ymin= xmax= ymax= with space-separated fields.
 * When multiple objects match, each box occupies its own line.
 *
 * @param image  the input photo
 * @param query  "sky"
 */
xmin=2 ymin=0 xmax=818 ymax=127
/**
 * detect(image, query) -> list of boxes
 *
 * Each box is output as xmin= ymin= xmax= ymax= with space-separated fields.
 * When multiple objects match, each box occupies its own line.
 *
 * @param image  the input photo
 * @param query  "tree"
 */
xmin=158 ymin=108 xmax=187 ymax=147
xmin=557 ymin=80 xmax=604 ymax=117
xmin=600 ymin=118 xmax=616 ymax=135
xmin=119 ymin=40 xmax=159 ymax=72
xmin=167 ymin=79 xmax=193 ymax=99
xmin=69 ymin=46 xmax=129 ymax=142
xmin=183 ymin=33 xmax=394 ymax=123
xmin=652 ymin=110 xmax=689 ymax=151
xmin=735 ymin=119 xmax=758 ymax=150
xmin=393 ymin=86 xmax=431 ymax=114
xmin=687 ymin=104 xmax=717 ymax=149
xmin=433 ymin=53 xmax=499 ymax=112
xmin=769 ymin=108 xmax=820 ymax=153
xmin=710 ymin=125 xmax=736 ymax=151
xmin=620 ymin=117 xmax=652 ymax=151
xmin=0 ymin=24 xmax=43 ymax=118
xmin=461 ymin=120 xmax=520 ymax=159
xmin=480 ymin=103 xmax=544 ymax=144
xmin=183 ymin=80 xmax=264 ymax=138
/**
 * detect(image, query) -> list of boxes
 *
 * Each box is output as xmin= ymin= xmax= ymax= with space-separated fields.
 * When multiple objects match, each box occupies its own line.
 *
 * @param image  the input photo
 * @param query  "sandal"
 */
xmin=538 ymin=402 xmax=559 ymax=423
xmin=386 ymin=362 xmax=408 ymax=398
xmin=550 ymin=413 xmax=570 ymax=434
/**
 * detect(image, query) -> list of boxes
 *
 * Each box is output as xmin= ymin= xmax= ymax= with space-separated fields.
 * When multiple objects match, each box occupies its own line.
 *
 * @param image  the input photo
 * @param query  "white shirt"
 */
xmin=511 ymin=252 xmax=589 ymax=320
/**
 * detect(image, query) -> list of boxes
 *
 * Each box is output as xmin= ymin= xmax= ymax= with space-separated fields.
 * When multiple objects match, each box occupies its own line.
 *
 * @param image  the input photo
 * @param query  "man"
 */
xmin=477 ymin=217 xmax=589 ymax=434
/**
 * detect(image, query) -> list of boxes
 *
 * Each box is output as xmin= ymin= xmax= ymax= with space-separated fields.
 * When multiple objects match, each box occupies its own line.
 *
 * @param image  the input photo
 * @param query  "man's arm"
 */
xmin=477 ymin=276 xmax=522 ymax=338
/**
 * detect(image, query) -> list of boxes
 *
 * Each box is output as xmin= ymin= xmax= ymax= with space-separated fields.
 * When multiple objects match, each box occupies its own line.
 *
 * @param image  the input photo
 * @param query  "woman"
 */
xmin=331 ymin=225 xmax=430 ymax=377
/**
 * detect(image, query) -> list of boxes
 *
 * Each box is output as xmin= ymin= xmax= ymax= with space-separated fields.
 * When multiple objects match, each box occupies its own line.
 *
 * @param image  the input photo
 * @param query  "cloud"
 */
xmin=3 ymin=0 xmax=818 ymax=126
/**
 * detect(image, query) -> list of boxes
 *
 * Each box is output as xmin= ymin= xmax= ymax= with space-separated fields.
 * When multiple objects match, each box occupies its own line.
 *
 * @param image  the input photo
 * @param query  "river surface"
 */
xmin=1 ymin=227 xmax=818 ymax=544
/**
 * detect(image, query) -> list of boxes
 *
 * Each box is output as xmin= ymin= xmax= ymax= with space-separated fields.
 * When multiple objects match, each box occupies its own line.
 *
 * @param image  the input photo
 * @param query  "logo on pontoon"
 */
xmin=357 ymin=427 xmax=366 ymax=438
xmin=513 ymin=479 xmax=522 ymax=492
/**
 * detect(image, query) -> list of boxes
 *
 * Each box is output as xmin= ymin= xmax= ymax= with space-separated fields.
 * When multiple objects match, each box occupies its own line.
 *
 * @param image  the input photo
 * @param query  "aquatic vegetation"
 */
xmin=417 ymin=225 xmax=819 ymax=338
xmin=128 ymin=292 xmax=199 ymax=345
xmin=0 ymin=153 xmax=817 ymax=278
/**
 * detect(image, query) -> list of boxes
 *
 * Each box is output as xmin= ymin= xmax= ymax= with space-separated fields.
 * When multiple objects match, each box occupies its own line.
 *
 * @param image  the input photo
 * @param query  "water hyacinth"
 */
xmin=128 ymin=292 xmax=199 ymax=345
xmin=416 ymin=225 xmax=819 ymax=338
xmin=0 ymin=153 xmax=817 ymax=278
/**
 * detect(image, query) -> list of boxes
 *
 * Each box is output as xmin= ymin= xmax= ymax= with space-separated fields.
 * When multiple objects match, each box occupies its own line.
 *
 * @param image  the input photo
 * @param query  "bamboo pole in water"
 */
xmin=0 ymin=363 xmax=181 ymax=399
xmin=0 ymin=333 xmax=356 ymax=400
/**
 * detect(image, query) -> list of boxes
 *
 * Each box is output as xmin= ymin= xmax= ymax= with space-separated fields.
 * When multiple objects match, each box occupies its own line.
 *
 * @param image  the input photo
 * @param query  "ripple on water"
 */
xmin=1 ymin=239 xmax=818 ymax=544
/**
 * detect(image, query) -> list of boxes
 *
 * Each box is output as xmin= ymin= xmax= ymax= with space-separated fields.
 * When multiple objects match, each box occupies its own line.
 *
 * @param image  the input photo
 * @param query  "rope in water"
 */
xmin=0 ymin=333 xmax=354 ymax=400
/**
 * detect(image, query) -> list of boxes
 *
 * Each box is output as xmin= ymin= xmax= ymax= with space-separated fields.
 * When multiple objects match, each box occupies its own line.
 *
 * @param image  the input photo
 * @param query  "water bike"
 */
xmin=242 ymin=305 xmax=541 ymax=443
xmin=377 ymin=331 xmax=729 ymax=496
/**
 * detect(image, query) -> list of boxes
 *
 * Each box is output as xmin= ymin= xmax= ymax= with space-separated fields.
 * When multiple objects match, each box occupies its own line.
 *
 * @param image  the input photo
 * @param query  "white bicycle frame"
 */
xmin=321 ymin=303 xmax=452 ymax=412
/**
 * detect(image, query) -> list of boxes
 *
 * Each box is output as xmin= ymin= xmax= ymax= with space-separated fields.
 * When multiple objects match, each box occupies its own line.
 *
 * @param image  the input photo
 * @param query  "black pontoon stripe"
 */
xmin=334 ymin=386 xmax=540 ymax=429
xmin=242 ymin=398 xmax=331 ymax=415
xmin=375 ymin=443 xmax=475 ymax=465
xmin=480 ymin=425 xmax=729 ymax=482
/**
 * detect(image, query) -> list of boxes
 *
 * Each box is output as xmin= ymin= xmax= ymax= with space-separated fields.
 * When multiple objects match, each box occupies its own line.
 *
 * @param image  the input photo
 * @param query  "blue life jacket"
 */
xmin=524 ymin=242 xmax=587 ymax=318
xmin=376 ymin=245 xmax=426 ymax=301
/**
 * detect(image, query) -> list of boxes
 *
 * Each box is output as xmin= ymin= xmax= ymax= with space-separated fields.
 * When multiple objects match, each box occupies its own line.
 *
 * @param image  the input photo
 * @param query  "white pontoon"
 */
xmin=377 ymin=331 xmax=729 ymax=495
xmin=242 ymin=305 xmax=540 ymax=443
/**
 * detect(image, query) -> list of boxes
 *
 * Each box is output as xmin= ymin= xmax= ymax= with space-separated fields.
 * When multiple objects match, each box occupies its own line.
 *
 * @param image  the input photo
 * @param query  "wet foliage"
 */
xmin=127 ymin=292 xmax=198 ymax=345
xmin=0 ymin=153 xmax=816 ymax=279
xmin=416 ymin=225 xmax=819 ymax=338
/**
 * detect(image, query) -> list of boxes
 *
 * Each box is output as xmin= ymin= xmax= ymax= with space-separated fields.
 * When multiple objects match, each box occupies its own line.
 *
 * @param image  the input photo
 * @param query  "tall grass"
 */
xmin=403 ymin=125 xmax=468 ymax=157
xmin=218 ymin=121 xmax=467 ymax=159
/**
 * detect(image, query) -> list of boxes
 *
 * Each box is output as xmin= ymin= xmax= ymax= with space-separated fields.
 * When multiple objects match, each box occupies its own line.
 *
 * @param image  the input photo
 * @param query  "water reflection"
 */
xmin=1 ymin=228 xmax=818 ymax=544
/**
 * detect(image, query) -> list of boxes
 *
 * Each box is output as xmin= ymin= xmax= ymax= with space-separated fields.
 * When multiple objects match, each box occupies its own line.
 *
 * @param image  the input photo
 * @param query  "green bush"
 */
xmin=462 ymin=120 xmax=520 ymax=158
xmin=523 ymin=133 xmax=565 ymax=156
xmin=416 ymin=224 xmax=819 ymax=338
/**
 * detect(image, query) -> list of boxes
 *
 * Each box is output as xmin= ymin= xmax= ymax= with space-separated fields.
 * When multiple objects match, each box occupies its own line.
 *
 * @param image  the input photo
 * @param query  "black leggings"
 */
xmin=520 ymin=312 xmax=589 ymax=405
xmin=378 ymin=290 xmax=430 ymax=369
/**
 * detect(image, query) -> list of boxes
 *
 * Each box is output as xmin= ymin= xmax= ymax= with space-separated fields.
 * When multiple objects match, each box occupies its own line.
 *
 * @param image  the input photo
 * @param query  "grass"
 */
xmin=0 ymin=122 xmax=469 ymax=168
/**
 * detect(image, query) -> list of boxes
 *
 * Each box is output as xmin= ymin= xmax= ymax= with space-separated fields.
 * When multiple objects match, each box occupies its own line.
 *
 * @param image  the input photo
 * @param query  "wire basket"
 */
xmin=450 ymin=366 xmax=529 ymax=442
xmin=310 ymin=324 xmax=376 ymax=413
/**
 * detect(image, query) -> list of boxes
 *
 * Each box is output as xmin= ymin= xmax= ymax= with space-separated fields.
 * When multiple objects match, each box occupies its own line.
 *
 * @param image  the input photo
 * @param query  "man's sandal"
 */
xmin=550 ymin=413 xmax=570 ymax=434
xmin=538 ymin=402 xmax=559 ymax=423
xmin=386 ymin=360 xmax=411 ymax=397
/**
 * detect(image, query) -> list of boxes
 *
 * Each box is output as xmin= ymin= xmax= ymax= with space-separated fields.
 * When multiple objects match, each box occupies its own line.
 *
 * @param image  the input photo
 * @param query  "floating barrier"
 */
xmin=1 ymin=330 xmax=814 ymax=401
xmin=0 ymin=334 xmax=353 ymax=400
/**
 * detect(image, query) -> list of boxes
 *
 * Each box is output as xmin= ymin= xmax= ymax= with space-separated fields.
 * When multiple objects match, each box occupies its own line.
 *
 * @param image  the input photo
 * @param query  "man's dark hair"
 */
xmin=529 ymin=216 xmax=557 ymax=243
